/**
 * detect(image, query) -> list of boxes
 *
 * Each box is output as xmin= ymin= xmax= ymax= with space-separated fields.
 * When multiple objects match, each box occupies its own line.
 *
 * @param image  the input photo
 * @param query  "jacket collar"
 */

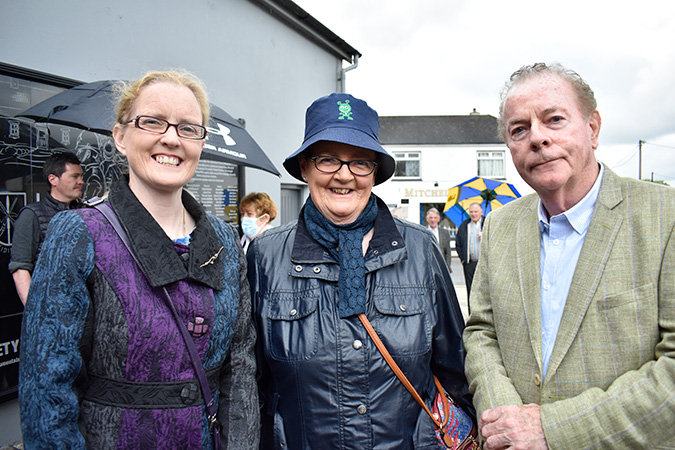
xmin=514 ymin=167 xmax=626 ymax=381
xmin=291 ymin=195 xmax=405 ymax=264
xmin=108 ymin=177 xmax=224 ymax=290
xmin=44 ymin=191 xmax=78 ymax=211
xmin=543 ymin=166 xmax=624 ymax=381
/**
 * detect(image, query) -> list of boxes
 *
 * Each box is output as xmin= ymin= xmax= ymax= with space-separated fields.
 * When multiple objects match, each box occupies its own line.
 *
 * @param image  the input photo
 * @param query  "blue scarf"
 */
xmin=303 ymin=194 xmax=378 ymax=318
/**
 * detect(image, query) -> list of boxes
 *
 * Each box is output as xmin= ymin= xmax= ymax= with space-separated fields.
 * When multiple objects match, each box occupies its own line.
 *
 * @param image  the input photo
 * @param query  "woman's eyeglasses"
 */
xmin=309 ymin=156 xmax=378 ymax=176
xmin=125 ymin=115 xmax=207 ymax=140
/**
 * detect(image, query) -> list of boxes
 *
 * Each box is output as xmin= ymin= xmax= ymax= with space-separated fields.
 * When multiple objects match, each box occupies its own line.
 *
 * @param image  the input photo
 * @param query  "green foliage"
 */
xmin=642 ymin=179 xmax=670 ymax=186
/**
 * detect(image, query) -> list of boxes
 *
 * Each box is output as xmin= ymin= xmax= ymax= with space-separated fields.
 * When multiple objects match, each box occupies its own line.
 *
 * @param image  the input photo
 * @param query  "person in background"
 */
xmin=19 ymin=70 xmax=259 ymax=449
xmin=239 ymin=192 xmax=277 ymax=253
xmin=425 ymin=207 xmax=452 ymax=271
xmin=455 ymin=202 xmax=483 ymax=304
xmin=248 ymin=93 xmax=473 ymax=449
xmin=464 ymin=62 xmax=674 ymax=449
xmin=9 ymin=151 xmax=83 ymax=305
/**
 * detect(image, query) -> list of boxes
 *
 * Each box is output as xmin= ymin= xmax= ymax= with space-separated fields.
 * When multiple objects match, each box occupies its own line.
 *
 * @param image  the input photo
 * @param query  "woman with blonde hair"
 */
xmin=19 ymin=70 xmax=259 ymax=449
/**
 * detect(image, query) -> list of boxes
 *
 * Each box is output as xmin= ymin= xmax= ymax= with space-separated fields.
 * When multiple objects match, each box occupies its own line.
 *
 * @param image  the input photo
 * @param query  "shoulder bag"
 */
xmin=358 ymin=313 xmax=479 ymax=450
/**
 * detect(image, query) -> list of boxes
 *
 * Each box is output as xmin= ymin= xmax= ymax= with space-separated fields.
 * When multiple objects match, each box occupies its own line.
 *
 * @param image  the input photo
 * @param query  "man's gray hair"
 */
xmin=426 ymin=207 xmax=441 ymax=217
xmin=469 ymin=203 xmax=483 ymax=210
xmin=498 ymin=62 xmax=597 ymax=141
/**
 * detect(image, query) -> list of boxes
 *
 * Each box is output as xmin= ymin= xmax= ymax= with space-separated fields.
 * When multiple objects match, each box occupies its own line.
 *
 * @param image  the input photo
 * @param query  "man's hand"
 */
xmin=479 ymin=404 xmax=548 ymax=450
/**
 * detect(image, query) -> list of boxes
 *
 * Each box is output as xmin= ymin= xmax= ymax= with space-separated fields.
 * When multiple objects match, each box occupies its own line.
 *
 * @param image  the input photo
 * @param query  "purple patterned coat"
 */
xmin=19 ymin=178 xmax=259 ymax=449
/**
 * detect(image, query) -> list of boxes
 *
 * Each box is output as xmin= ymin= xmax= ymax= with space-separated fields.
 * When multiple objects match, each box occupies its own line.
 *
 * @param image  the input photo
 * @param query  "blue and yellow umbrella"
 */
xmin=443 ymin=176 xmax=521 ymax=226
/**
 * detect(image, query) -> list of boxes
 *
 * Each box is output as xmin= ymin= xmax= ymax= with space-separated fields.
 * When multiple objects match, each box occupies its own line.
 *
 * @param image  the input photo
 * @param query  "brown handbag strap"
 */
xmin=357 ymin=313 xmax=448 ymax=429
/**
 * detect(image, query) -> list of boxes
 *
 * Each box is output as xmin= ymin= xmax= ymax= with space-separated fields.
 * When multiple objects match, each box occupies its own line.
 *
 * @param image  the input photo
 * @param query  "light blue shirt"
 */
xmin=539 ymin=163 xmax=604 ymax=375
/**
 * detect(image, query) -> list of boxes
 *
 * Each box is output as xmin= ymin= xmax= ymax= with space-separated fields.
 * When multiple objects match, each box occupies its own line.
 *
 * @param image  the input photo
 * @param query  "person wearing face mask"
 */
xmin=239 ymin=192 xmax=278 ymax=253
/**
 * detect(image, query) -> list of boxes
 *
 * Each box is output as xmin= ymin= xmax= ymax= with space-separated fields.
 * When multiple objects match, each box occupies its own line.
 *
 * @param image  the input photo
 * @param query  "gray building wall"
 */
xmin=0 ymin=0 xmax=349 ymax=211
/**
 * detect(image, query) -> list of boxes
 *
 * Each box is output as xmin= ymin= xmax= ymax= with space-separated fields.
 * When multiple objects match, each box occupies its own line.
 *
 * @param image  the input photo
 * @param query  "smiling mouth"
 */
xmin=330 ymin=188 xmax=352 ymax=195
xmin=154 ymin=155 xmax=181 ymax=167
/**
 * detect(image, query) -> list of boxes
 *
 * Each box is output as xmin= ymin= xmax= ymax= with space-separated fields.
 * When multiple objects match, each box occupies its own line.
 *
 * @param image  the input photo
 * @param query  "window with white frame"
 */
xmin=393 ymin=151 xmax=420 ymax=179
xmin=477 ymin=151 xmax=505 ymax=178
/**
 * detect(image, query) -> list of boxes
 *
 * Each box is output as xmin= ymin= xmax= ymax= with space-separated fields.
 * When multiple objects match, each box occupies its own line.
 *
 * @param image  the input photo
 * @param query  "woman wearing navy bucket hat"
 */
xmin=247 ymin=93 xmax=475 ymax=449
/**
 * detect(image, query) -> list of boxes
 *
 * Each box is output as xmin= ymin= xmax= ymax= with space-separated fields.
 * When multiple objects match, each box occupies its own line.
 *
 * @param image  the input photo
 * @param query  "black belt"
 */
xmin=83 ymin=366 xmax=220 ymax=409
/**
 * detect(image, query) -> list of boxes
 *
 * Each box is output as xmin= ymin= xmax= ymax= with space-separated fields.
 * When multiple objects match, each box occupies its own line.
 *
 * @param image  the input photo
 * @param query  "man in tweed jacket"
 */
xmin=463 ymin=62 xmax=674 ymax=449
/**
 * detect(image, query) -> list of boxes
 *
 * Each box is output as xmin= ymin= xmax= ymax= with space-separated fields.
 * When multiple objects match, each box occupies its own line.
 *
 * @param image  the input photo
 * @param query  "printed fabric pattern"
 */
xmin=19 ymin=178 xmax=259 ymax=449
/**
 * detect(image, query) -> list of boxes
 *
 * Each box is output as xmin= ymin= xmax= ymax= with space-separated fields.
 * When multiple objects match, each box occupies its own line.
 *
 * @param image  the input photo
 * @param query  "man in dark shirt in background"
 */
xmin=9 ymin=152 xmax=83 ymax=304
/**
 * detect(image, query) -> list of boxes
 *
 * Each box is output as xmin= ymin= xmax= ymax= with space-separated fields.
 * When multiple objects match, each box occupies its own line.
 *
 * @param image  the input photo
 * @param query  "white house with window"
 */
xmin=372 ymin=113 xmax=533 ymax=231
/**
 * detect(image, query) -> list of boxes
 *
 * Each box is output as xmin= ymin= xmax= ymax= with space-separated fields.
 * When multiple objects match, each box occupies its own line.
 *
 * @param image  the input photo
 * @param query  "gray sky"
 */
xmin=295 ymin=0 xmax=675 ymax=184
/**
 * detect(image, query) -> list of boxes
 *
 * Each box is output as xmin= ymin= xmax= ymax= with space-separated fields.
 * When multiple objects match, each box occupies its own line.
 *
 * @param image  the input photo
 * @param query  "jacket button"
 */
xmin=357 ymin=404 xmax=367 ymax=415
xmin=294 ymin=265 xmax=303 ymax=272
xmin=313 ymin=266 xmax=321 ymax=273
xmin=352 ymin=339 xmax=363 ymax=350
xmin=180 ymin=382 xmax=199 ymax=405
xmin=289 ymin=309 xmax=297 ymax=317
xmin=534 ymin=374 xmax=541 ymax=386
xmin=391 ymin=240 xmax=399 ymax=247
xmin=399 ymin=304 xmax=407 ymax=312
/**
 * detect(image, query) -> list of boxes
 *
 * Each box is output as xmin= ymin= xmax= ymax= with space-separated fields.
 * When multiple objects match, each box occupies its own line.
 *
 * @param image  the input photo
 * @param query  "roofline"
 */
xmin=0 ymin=61 xmax=82 ymax=88
xmin=248 ymin=0 xmax=361 ymax=62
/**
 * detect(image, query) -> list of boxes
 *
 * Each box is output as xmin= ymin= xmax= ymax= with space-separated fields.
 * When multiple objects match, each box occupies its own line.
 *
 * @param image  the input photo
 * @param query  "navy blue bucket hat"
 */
xmin=283 ymin=93 xmax=395 ymax=186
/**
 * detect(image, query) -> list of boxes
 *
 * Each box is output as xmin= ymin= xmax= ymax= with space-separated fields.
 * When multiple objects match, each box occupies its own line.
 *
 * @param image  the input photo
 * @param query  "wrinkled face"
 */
xmin=468 ymin=204 xmax=482 ymax=223
xmin=503 ymin=73 xmax=601 ymax=198
xmin=113 ymin=82 xmax=204 ymax=195
xmin=300 ymin=141 xmax=377 ymax=225
xmin=50 ymin=163 xmax=84 ymax=203
xmin=426 ymin=211 xmax=440 ymax=229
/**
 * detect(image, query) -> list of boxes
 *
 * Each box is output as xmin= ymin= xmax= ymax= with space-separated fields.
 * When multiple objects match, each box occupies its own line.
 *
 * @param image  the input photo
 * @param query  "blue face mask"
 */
xmin=241 ymin=215 xmax=267 ymax=238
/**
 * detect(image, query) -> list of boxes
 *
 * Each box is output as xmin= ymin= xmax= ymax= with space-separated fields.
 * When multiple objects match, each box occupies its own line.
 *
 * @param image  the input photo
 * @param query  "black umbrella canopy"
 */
xmin=19 ymin=80 xmax=117 ymax=135
xmin=17 ymin=80 xmax=280 ymax=175
xmin=204 ymin=104 xmax=279 ymax=176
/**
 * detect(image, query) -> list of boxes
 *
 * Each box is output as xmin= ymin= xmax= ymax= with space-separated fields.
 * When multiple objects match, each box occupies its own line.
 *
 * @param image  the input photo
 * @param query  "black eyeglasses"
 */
xmin=125 ymin=115 xmax=207 ymax=140
xmin=309 ymin=156 xmax=378 ymax=176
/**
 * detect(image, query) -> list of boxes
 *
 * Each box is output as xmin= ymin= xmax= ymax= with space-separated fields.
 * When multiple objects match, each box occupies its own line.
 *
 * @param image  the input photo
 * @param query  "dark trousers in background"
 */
xmin=462 ymin=260 xmax=478 ymax=314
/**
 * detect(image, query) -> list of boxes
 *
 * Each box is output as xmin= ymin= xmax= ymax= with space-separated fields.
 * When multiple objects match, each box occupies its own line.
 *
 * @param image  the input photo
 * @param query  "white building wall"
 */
xmin=374 ymin=143 xmax=533 ymax=226
xmin=0 ymin=0 xmax=344 ymax=208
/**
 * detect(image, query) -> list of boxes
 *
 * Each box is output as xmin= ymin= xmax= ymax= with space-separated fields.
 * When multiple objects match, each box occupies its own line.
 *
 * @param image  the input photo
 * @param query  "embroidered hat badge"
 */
xmin=337 ymin=100 xmax=353 ymax=120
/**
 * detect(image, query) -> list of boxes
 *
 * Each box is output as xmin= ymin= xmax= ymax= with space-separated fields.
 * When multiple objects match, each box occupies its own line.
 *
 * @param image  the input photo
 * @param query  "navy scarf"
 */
xmin=303 ymin=194 xmax=378 ymax=318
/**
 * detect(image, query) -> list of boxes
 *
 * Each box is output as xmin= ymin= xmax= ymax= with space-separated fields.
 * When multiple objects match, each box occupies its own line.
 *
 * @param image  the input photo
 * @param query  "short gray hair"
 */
xmin=426 ymin=207 xmax=441 ymax=217
xmin=498 ymin=62 xmax=597 ymax=141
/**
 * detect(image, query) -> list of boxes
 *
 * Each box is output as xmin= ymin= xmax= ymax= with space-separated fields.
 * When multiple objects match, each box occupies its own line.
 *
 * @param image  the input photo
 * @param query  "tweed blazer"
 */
xmin=463 ymin=167 xmax=675 ymax=449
